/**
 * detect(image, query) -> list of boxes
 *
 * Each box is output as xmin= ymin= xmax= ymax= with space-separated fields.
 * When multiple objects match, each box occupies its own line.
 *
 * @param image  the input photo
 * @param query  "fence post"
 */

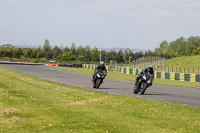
xmin=184 ymin=68 xmax=185 ymax=73
xmin=180 ymin=67 xmax=181 ymax=73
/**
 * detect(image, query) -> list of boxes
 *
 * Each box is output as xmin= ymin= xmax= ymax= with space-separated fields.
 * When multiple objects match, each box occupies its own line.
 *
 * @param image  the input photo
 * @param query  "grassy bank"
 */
xmin=166 ymin=55 xmax=200 ymax=68
xmin=0 ymin=67 xmax=200 ymax=133
xmin=50 ymin=66 xmax=200 ymax=89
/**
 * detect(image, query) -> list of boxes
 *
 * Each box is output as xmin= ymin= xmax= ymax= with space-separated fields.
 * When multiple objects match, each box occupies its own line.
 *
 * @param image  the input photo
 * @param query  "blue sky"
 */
xmin=0 ymin=0 xmax=200 ymax=50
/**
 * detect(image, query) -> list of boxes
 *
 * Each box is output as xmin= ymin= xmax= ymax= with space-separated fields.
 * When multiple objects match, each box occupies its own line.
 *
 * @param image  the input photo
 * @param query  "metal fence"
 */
xmin=58 ymin=63 xmax=82 ymax=68
xmin=132 ymin=56 xmax=200 ymax=74
xmin=109 ymin=60 xmax=117 ymax=71
xmin=134 ymin=56 xmax=165 ymax=69
xmin=131 ymin=65 xmax=200 ymax=74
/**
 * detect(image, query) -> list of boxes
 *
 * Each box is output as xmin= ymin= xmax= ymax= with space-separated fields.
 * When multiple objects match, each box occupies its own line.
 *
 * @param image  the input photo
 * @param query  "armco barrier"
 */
xmin=170 ymin=72 xmax=175 ymax=80
xmin=0 ymin=61 xmax=44 ymax=65
xmin=58 ymin=63 xmax=82 ymax=68
xmin=83 ymin=65 xmax=200 ymax=82
xmin=129 ymin=68 xmax=133 ymax=75
xmin=157 ymin=72 xmax=161 ymax=79
xmin=165 ymin=72 xmax=170 ymax=80
xmin=196 ymin=74 xmax=200 ymax=82
xmin=116 ymin=66 xmax=200 ymax=83
xmin=190 ymin=74 xmax=196 ymax=82
xmin=82 ymin=64 xmax=110 ymax=71
xmin=175 ymin=73 xmax=180 ymax=80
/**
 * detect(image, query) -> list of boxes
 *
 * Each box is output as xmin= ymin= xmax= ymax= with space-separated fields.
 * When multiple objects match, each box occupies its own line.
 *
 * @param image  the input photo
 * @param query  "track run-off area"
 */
xmin=1 ymin=64 xmax=200 ymax=107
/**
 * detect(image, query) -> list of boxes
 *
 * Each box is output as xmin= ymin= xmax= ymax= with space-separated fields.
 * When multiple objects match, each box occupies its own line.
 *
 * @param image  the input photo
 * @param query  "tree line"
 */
xmin=154 ymin=36 xmax=200 ymax=58
xmin=1 ymin=36 xmax=200 ymax=64
xmin=0 ymin=39 xmax=147 ymax=64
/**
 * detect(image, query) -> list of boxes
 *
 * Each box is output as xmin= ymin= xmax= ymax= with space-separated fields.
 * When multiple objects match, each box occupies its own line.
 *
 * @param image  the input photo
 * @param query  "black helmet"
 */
xmin=99 ymin=61 xmax=105 ymax=68
xmin=148 ymin=64 xmax=153 ymax=71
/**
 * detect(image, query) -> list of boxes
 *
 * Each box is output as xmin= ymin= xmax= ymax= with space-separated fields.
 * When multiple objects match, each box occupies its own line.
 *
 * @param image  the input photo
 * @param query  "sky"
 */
xmin=0 ymin=0 xmax=200 ymax=50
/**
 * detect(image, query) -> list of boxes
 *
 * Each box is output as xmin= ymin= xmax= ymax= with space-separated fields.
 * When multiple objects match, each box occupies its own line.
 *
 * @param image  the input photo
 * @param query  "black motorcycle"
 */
xmin=93 ymin=72 xmax=105 ymax=89
xmin=133 ymin=71 xmax=152 ymax=94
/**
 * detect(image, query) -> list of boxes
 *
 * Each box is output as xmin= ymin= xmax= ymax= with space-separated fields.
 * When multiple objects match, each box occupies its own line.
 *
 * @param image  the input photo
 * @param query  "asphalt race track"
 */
xmin=1 ymin=64 xmax=200 ymax=107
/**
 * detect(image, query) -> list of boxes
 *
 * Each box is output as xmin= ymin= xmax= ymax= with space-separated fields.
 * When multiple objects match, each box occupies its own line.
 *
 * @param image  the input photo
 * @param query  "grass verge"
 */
xmin=50 ymin=66 xmax=200 ymax=89
xmin=0 ymin=66 xmax=200 ymax=133
xmin=166 ymin=55 xmax=200 ymax=68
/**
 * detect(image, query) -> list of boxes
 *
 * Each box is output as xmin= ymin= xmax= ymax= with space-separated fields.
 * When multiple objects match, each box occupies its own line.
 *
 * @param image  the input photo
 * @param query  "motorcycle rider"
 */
xmin=92 ymin=61 xmax=107 ymax=88
xmin=135 ymin=64 xmax=154 ymax=87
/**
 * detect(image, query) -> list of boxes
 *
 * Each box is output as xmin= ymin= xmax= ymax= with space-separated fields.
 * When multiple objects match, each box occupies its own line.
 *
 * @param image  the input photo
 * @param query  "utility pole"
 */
xmin=100 ymin=50 xmax=101 ymax=63
xmin=105 ymin=51 xmax=106 ymax=65
xmin=129 ymin=56 xmax=132 ymax=68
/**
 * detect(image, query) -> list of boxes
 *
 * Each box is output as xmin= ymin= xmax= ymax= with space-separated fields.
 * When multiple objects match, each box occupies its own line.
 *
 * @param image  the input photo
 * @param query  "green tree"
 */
xmin=52 ymin=46 xmax=62 ymax=60
xmin=62 ymin=51 xmax=71 ymax=61
xmin=192 ymin=47 xmax=200 ymax=55
xmin=84 ymin=45 xmax=91 ymax=62
xmin=43 ymin=39 xmax=52 ymax=60
xmin=117 ymin=49 xmax=124 ymax=63
xmin=91 ymin=47 xmax=99 ymax=62
xmin=36 ymin=46 xmax=43 ymax=58
xmin=70 ymin=43 xmax=77 ymax=61
xmin=77 ymin=45 xmax=85 ymax=61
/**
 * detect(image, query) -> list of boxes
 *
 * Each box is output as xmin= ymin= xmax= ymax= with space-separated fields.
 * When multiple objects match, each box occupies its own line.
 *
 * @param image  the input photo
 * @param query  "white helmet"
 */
xmin=148 ymin=64 xmax=153 ymax=71
xmin=99 ymin=61 xmax=105 ymax=68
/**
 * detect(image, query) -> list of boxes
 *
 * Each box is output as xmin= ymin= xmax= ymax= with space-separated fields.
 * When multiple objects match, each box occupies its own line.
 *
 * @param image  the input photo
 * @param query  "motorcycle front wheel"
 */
xmin=133 ymin=87 xmax=138 ymax=94
xmin=133 ymin=82 xmax=141 ymax=94
xmin=139 ymin=82 xmax=147 ymax=95
xmin=96 ymin=78 xmax=102 ymax=89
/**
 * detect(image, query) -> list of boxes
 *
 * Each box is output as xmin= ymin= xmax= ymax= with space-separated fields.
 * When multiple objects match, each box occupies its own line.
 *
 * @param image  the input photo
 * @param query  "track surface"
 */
xmin=1 ymin=64 xmax=200 ymax=107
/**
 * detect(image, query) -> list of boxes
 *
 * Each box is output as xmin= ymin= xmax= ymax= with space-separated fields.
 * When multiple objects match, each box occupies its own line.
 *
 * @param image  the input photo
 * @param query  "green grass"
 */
xmin=155 ymin=55 xmax=200 ymax=73
xmin=0 ymin=67 xmax=200 ymax=133
xmin=166 ymin=55 xmax=200 ymax=68
xmin=50 ymin=66 xmax=200 ymax=89
xmin=132 ymin=56 xmax=200 ymax=73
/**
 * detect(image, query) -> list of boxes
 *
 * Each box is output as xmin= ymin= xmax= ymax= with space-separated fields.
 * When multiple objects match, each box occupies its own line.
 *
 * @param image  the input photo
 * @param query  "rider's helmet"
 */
xmin=148 ymin=64 xmax=153 ymax=71
xmin=99 ymin=61 xmax=105 ymax=68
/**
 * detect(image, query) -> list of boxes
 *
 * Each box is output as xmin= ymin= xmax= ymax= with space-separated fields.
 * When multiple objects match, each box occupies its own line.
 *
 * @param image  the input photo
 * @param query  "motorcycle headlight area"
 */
xmin=147 ymin=80 xmax=151 ymax=83
xmin=142 ymin=76 xmax=146 ymax=80
xmin=97 ymin=74 xmax=100 ymax=77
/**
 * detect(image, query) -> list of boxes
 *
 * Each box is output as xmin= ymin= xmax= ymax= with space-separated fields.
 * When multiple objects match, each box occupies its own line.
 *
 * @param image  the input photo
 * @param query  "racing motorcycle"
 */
xmin=93 ymin=72 xmax=105 ymax=89
xmin=133 ymin=71 xmax=153 ymax=95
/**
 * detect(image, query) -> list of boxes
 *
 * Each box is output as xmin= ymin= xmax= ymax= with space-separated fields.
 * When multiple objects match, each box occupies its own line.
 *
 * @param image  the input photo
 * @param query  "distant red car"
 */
xmin=47 ymin=60 xmax=58 ymax=66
